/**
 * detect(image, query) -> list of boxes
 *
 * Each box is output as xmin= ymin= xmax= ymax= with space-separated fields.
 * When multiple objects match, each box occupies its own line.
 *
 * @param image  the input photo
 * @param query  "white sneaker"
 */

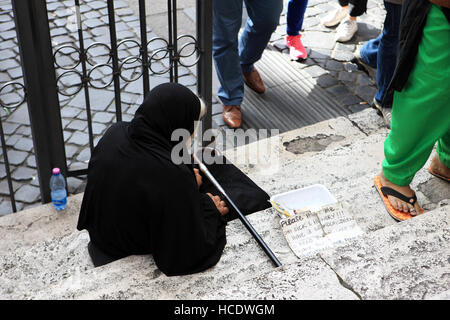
xmin=321 ymin=7 xmax=348 ymax=27
xmin=335 ymin=19 xmax=358 ymax=42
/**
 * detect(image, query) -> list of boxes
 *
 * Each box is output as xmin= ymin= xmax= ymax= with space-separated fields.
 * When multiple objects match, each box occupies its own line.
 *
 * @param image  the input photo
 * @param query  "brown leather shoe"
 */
xmin=243 ymin=68 xmax=265 ymax=94
xmin=222 ymin=105 xmax=242 ymax=128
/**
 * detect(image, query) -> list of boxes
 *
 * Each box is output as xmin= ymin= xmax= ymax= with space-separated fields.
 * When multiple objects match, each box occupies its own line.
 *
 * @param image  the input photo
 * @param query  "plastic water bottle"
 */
xmin=50 ymin=168 xmax=67 ymax=211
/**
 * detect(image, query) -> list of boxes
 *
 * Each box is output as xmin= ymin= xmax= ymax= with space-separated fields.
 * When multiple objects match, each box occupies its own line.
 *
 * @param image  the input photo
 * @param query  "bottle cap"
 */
xmin=52 ymin=168 xmax=60 ymax=175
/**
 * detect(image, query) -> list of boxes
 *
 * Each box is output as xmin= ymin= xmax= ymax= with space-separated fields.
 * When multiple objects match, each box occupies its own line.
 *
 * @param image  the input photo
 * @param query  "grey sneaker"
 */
xmin=382 ymin=107 xmax=392 ymax=129
xmin=373 ymin=98 xmax=391 ymax=129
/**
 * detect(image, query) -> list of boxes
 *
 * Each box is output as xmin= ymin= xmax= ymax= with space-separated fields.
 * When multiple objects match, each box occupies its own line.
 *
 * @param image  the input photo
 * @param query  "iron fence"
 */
xmin=0 ymin=0 xmax=212 ymax=214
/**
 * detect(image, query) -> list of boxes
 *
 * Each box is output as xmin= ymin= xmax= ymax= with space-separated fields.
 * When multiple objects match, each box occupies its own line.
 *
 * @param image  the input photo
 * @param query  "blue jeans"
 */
xmin=213 ymin=0 xmax=283 ymax=106
xmin=286 ymin=0 xmax=308 ymax=36
xmin=359 ymin=1 xmax=401 ymax=107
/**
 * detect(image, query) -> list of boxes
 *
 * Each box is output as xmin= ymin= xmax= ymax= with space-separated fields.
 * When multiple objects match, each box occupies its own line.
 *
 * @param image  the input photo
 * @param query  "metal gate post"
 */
xmin=196 ymin=0 xmax=213 ymax=136
xmin=12 ymin=0 xmax=67 ymax=203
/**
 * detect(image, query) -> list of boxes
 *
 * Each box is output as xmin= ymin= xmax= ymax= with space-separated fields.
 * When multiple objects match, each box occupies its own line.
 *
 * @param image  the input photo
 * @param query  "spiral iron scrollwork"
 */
xmin=53 ymin=34 xmax=200 ymax=97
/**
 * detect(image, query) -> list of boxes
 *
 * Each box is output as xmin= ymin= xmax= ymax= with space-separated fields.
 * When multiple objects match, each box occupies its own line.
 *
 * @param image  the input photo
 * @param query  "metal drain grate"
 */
xmin=240 ymin=49 xmax=350 ymax=133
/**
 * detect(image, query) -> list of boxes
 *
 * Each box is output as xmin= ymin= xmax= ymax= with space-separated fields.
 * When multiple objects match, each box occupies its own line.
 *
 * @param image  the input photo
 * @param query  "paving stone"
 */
xmin=331 ymin=50 xmax=354 ymax=62
xmin=0 ymin=71 xmax=11 ymax=83
xmin=116 ymin=8 xmax=134 ymax=16
xmin=1 ymin=122 xmax=19 ymax=135
xmin=13 ymin=184 xmax=41 ymax=203
xmin=338 ymin=70 xmax=357 ymax=82
xmin=6 ymin=67 xmax=22 ymax=80
xmin=63 ymin=130 xmax=73 ymax=142
xmin=354 ymin=85 xmax=377 ymax=103
xmin=68 ymin=161 xmax=88 ymax=171
xmin=67 ymin=176 xmax=86 ymax=194
xmin=335 ymin=93 xmax=363 ymax=106
xmin=65 ymin=144 xmax=79 ymax=159
xmin=50 ymin=27 xmax=69 ymax=37
xmin=54 ymin=8 xmax=73 ymax=19
xmin=302 ymin=31 xmax=336 ymax=50
xmin=88 ymin=1 xmax=108 ymax=10
xmin=11 ymin=167 xmax=35 ymax=181
xmin=0 ymin=30 xmax=16 ymax=41
xmin=92 ymin=112 xmax=115 ymax=124
xmin=14 ymin=137 xmax=34 ymax=152
xmin=53 ymin=18 xmax=68 ymax=28
xmin=68 ymin=131 xmax=89 ymax=146
xmin=85 ymin=122 xmax=103 ymax=136
xmin=348 ymin=103 xmax=370 ymax=113
xmin=303 ymin=65 xmax=328 ymax=78
xmin=83 ymin=10 xmax=101 ymax=20
xmin=84 ymin=18 xmax=105 ymax=29
xmin=356 ymin=73 xmax=373 ymax=86
xmin=68 ymin=88 xmax=115 ymax=112
xmin=116 ymin=30 xmax=135 ymax=40
xmin=60 ymin=106 xmax=81 ymax=118
xmin=124 ymin=80 xmax=143 ymax=95
xmin=76 ymin=148 xmax=91 ymax=162
xmin=52 ymin=35 xmax=75 ymax=45
xmin=176 ymin=75 xmax=196 ymax=87
xmin=90 ymin=26 xmax=109 ymax=37
xmin=46 ymin=1 xmax=64 ymax=11
xmin=0 ymin=200 xmax=23 ymax=217
xmin=66 ymin=119 xmax=87 ymax=131
xmin=325 ymin=59 xmax=344 ymax=71
xmin=0 ymin=180 xmax=20 ymax=196
xmin=1 ymin=58 xmax=19 ymax=70
xmin=0 ymin=20 xmax=15 ymax=31
xmin=121 ymin=114 xmax=133 ymax=122
xmin=335 ymin=42 xmax=356 ymax=52
xmin=26 ymin=155 xmax=36 ymax=169
xmin=119 ymin=92 xmax=139 ymax=105
xmin=0 ymin=48 xmax=16 ymax=60
xmin=0 ymin=39 xmax=15 ymax=50
xmin=6 ymin=134 xmax=21 ymax=146
xmin=314 ymin=74 xmax=339 ymax=88
xmin=126 ymin=105 xmax=139 ymax=116
xmin=309 ymin=48 xmax=331 ymax=60
xmin=0 ymin=13 xmax=11 ymax=23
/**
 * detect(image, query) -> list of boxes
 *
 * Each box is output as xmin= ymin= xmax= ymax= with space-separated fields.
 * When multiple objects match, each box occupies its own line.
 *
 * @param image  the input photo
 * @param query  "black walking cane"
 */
xmin=193 ymin=150 xmax=282 ymax=268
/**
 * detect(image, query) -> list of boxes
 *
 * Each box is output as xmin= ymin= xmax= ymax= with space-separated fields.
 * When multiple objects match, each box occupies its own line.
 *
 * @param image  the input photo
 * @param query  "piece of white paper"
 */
xmin=279 ymin=202 xmax=363 ymax=258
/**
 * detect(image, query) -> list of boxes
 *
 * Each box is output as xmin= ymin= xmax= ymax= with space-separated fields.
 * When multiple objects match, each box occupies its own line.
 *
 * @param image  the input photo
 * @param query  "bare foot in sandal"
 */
xmin=379 ymin=171 xmax=418 ymax=214
xmin=429 ymin=155 xmax=450 ymax=180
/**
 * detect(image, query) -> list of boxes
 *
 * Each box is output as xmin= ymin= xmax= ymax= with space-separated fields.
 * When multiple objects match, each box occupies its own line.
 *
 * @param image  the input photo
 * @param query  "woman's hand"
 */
xmin=193 ymin=168 xmax=202 ymax=189
xmin=206 ymin=193 xmax=229 ymax=216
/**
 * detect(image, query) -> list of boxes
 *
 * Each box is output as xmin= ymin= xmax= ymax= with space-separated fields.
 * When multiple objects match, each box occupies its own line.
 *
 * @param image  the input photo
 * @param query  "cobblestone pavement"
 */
xmin=0 ymin=0 xmax=385 ymax=216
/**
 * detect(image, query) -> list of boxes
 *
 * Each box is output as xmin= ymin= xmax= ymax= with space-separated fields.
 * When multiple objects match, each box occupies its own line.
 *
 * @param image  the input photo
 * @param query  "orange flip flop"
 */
xmin=373 ymin=176 xmax=424 ymax=222
xmin=428 ymin=167 xmax=450 ymax=182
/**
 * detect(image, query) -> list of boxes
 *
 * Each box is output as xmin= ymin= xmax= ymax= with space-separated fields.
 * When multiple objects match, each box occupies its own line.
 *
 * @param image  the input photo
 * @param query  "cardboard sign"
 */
xmin=279 ymin=202 xmax=362 ymax=258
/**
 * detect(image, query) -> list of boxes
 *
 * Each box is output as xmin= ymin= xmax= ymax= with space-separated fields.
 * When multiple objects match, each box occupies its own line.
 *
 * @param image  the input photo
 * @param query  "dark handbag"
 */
xmin=197 ymin=154 xmax=271 ymax=222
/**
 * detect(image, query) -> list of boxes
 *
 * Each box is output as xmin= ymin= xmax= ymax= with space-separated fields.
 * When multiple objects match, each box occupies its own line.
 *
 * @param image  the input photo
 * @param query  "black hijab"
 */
xmin=77 ymin=83 xmax=226 ymax=276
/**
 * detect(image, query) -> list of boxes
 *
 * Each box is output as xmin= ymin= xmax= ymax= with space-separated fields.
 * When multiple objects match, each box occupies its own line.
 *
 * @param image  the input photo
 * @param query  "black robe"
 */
xmin=77 ymin=83 xmax=227 ymax=276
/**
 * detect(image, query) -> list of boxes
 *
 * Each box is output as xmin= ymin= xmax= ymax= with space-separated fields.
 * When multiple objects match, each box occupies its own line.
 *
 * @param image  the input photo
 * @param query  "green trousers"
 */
xmin=382 ymin=4 xmax=450 ymax=186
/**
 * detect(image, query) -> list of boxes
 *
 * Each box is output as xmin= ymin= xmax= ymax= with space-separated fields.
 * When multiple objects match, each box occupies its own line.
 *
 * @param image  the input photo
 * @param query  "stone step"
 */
xmin=1 ymin=109 xmax=449 ymax=299
xmin=208 ymin=204 xmax=450 ymax=300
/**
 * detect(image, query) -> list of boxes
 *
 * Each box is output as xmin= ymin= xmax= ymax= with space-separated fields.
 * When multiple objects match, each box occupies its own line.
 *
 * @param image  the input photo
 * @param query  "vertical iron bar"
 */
xmin=74 ymin=0 xmax=94 ymax=154
xmin=138 ymin=0 xmax=150 ymax=96
xmin=12 ymin=0 xmax=67 ymax=203
xmin=167 ymin=0 xmax=174 ymax=82
xmin=107 ymin=0 xmax=122 ymax=122
xmin=172 ymin=0 xmax=179 ymax=82
xmin=197 ymin=0 xmax=213 ymax=137
xmin=0 ymin=117 xmax=17 ymax=212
